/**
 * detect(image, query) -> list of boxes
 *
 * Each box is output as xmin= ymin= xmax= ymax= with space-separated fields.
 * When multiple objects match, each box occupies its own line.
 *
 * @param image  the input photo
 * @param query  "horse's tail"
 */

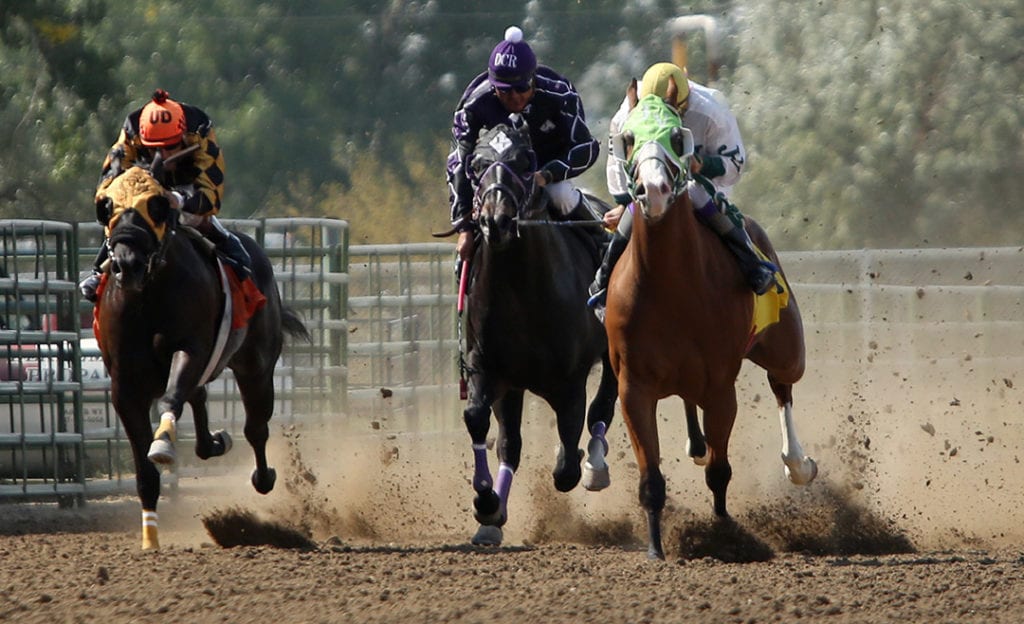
xmin=281 ymin=306 xmax=312 ymax=343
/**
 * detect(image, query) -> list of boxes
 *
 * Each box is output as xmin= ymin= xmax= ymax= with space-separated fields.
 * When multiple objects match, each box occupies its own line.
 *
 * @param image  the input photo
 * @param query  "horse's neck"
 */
xmin=631 ymin=194 xmax=706 ymax=274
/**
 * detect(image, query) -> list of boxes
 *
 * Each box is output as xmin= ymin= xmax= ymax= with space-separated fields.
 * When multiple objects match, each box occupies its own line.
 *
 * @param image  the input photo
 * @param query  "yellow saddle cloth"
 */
xmin=747 ymin=247 xmax=790 ymax=351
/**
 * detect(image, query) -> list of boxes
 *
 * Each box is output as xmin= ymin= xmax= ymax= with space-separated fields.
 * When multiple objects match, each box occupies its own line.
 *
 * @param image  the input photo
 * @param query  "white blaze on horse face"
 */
xmin=635 ymin=156 xmax=675 ymax=220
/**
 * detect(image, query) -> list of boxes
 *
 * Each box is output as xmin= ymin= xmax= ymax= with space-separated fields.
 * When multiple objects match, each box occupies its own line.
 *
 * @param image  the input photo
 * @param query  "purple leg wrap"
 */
xmin=495 ymin=463 xmax=514 ymax=517
xmin=591 ymin=421 xmax=609 ymax=455
xmin=472 ymin=444 xmax=492 ymax=492
xmin=694 ymin=198 xmax=718 ymax=221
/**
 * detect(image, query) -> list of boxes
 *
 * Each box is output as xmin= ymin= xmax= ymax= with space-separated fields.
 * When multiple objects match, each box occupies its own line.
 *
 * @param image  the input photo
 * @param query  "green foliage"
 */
xmin=1 ymin=1 xmax=1020 ymax=249
xmin=729 ymin=0 xmax=1024 ymax=248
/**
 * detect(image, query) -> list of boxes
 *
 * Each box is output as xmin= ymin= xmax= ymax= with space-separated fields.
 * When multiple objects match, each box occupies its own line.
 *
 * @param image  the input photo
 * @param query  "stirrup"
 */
xmin=586 ymin=286 xmax=606 ymax=308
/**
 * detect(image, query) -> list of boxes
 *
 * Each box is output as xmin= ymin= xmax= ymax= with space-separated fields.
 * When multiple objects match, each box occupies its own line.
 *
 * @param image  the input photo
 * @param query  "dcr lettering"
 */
xmin=494 ymin=53 xmax=518 ymax=68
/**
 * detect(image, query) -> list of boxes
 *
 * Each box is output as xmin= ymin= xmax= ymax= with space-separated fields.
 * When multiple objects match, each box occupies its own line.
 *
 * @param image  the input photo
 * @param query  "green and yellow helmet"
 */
xmin=639 ymin=62 xmax=690 ymax=109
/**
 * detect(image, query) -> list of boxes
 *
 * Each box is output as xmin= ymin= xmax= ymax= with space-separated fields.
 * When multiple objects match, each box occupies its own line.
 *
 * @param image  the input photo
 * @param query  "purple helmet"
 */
xmin=487 ymin=26 xmax=537 ymax=89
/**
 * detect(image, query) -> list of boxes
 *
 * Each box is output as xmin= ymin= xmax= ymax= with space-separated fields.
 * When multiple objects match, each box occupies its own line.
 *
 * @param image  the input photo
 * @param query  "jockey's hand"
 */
xmin=533 ymin=170 xmax=553 ymax=188
xmin=456 ymin=230 xmax=475 ymax=262
xmin=603 ymin=205 xmax=626 ymax=230
xmin=165 ymin=190 xmax=184 ymax=211
xmin=690 ymin=154 xmax=703 ymax=176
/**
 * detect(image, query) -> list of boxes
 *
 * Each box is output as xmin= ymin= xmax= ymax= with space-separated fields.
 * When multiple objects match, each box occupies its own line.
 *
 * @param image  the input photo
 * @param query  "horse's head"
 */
xmin=612 ymin=78 xmax=694 ymax=222
xmin=470 ymin=117 xmax=539 ymax=248
xmin=95 ymin=166 xmax=174 ymax=293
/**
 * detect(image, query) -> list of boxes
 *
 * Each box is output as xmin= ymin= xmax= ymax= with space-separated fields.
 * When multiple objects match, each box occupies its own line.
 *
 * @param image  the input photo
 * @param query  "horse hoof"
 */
xmin=147 ymin=438 xmax=176 ymax=465
xmin=582 ymin=462 xmax=610 ymax=491
xmin=471 ymin=524 xmax=503 ymax=546
xmin=213 ymin=430 xmax=233 ymax=456
xmin=687 ymin=440 xmax=709 ymax=466
xmin=784 ymin=456 xmax=818 ymax=486
xmin=552 ymin=449 xmax=583 ymax=492
xmin=251 ymin=467 xmax=276 ymax=494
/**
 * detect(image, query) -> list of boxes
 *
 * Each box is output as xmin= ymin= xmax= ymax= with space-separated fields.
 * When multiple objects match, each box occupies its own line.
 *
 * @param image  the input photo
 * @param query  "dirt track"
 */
xmin=3 ymin=393 xmax=1024 ymax=624
xmin=2 ymin=496 xmax=1023 ymax=624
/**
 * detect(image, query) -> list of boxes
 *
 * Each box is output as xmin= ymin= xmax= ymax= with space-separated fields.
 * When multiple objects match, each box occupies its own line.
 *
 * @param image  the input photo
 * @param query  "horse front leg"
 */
xmin=190 ymin=386 xmax=233 ymax=460
xmin=115 ymin=395 xmax=163 ymax=550
xmin=149 ymin=350 xmax=204 ymax=465
xmin=619 ymin=382 xmax=665 ymax=560
xmin=768 ymin=375 xmax=817 ymax=485
xmin=550 ymin=384 xmax=587 ymax=493
xmin=583 ymin=351 xmax=618 ymax=491
xmin=470 ymin=390 xmax=524 ymax=546
xmin=684 ymin=400 xmax=708 ymax=465
xmin=235 ymin=371 xmax=277 ymax=494
xmin=464 ymin=374 xmax=500 ymax=543
xmin=701 ymin=387 xmax=738 ymax=518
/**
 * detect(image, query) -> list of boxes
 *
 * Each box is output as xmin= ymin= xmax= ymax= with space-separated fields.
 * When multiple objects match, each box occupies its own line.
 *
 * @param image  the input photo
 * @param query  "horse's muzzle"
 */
xmin=481 ymin=213 xmax=518 ymax=248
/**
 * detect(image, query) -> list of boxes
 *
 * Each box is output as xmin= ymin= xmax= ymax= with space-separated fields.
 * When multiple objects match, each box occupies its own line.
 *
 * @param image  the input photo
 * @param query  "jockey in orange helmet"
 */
xmin=79 ymin=89 xmax=253 ymax=302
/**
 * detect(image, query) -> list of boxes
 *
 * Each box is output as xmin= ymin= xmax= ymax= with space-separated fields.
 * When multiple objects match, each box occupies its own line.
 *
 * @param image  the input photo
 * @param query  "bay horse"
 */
xmin=93 ymin=165 xmax=310 ymax=549
xmin=605 ymin=79 xmax=817 ymax=559
xmin=461 ymin=119 xmax=618 ymax=546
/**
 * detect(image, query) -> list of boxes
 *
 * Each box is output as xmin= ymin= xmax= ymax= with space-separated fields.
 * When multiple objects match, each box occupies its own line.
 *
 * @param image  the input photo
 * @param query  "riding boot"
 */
xmin=201 ymin=215 xmax=253 ymax=281
xmin=78 ymin=244 xmax=109 ymax=302
xmin=695 ymin=199 xmax=777 ymax=295
xmin=587 ymin=230 xmax=628 ymax=312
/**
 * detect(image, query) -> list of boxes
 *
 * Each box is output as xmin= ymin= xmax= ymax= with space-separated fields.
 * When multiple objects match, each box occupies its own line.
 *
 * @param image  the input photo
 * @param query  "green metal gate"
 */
xmin=0 ymin=218 xmax=461 ymax=503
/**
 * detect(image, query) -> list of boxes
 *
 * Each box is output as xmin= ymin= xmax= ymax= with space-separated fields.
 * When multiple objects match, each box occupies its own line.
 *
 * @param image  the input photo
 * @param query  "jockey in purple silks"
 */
xmin=445 ymin=26 xmax=602 ymax=270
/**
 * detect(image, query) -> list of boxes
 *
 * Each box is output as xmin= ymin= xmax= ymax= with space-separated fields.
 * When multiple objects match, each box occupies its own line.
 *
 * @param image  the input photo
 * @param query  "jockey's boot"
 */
xmin=587 ymin=230 xmax=629 ymax=317
xmin=202 ymin=216 xmax=253 ymax=281
xmin=78 ymin=244 xmax=109 ymax=303
xmin=695 ymin=198 xmax=777 ymax=295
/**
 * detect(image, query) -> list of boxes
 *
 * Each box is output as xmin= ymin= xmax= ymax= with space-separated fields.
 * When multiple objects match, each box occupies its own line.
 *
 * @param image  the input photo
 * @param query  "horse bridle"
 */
xmin=108 ymin=210 xmax=177 ymax=285
xmin=472 ymin=160 xmax=541 ymax=233
xmin=629 ymin=141 xmax=690 ymax=219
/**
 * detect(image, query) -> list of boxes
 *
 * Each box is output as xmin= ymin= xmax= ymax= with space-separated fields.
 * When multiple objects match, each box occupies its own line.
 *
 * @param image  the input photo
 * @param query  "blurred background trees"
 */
xmin=1 ymin=0 xmax=1020 ymax=249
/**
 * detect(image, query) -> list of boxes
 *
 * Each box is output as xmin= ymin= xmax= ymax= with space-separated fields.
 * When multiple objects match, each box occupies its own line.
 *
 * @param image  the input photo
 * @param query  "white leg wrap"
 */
xmin=779 ymin=403 xmax=817 ymax=485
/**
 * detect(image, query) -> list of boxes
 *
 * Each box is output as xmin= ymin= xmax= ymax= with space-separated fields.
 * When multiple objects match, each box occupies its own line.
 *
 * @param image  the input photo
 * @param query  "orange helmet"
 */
xmin=139 ymin=89 xmax=185 ymax=147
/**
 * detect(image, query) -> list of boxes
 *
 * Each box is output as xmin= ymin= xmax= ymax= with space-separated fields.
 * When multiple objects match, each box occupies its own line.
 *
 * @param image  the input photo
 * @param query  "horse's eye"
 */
xmin=514 ymin=151 xmax=533 ymax=174
xmin=471 ymin=154 xmax=491 ymax=175
xmin=147 ymin=195 xmax=170 ymax=225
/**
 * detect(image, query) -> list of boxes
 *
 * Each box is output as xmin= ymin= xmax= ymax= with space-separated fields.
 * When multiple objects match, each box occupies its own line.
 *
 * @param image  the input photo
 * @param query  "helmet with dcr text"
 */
xmin=488 ymin=26 xmax=537 ymax=90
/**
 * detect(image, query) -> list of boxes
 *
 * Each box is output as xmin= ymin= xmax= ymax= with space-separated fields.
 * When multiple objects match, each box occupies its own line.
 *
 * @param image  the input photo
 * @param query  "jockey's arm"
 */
xmin=447 ymin=107 xmax=479 ymax=233
xmin=536 ymin=90 xmax=599 ymax=184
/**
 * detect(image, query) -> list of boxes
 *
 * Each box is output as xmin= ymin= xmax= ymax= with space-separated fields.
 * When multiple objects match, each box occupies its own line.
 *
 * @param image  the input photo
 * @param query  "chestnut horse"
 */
xmin=461 ymin=119 xmax=618 ymax=546
xmin=94 ymin=166 xmax=309 ymax=549
xmin=605 ymin=79 xmax=817 ymax=559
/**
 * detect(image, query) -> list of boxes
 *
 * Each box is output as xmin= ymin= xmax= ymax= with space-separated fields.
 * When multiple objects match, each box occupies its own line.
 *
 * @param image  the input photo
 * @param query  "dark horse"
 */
xmin=461 ymin=119 xmax=618 ymax=546
xmin=605 ymin=79 xmax=817 ymax=559
xmin=93 ymin=166 xmax=309 ymax=549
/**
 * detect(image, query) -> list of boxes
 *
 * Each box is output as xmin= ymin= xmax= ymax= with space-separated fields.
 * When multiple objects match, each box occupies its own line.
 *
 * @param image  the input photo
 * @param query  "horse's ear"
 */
xmin=622 ymin=130 xmax=636 ymax=163
xmin=147 ymin=194 xmax=171 ymax=226
xmin=96 ymin=197 xmax=113 ymax=226
xmin=627 ymin=78 xmax=638 ymax=111
xmin=149 ymin=150 xmax=166 ymax=185
xmin=665 ymin=76 xmax=678 ymax=108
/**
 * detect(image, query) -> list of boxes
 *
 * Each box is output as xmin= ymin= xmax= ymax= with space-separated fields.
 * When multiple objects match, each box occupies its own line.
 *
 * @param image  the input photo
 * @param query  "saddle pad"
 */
xmin=747 ymin=247 xmax=790 ymax=352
